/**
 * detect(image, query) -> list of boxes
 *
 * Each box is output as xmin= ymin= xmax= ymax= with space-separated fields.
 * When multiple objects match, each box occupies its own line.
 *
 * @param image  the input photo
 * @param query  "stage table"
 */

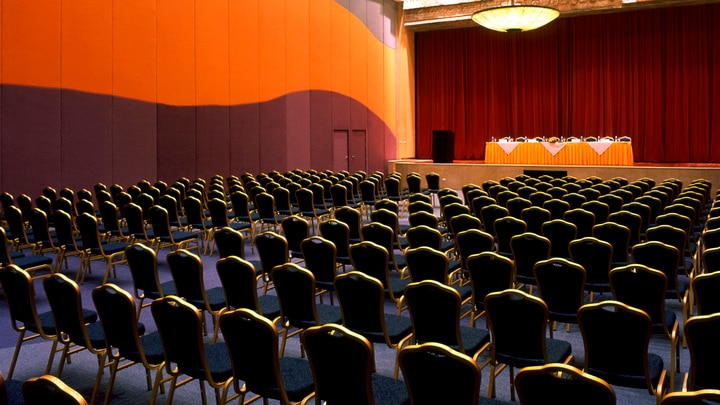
xmin=485 ymin=141 xmax=634 ymax=166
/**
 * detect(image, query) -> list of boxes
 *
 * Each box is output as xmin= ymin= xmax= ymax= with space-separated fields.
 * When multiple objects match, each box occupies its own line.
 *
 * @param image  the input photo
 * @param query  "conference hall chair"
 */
xmin=91 ymin=283 xmax=169 ymax=405
xmin=484 ymin=289 xmax=574 ymax=400
xmin=218 ymin=308 xmax=315 ymax=405
xmin=43 ymin=273 xmax=108 ymax=403
xmin=334 ymin=271 xmax=413 ymax=379
xmin=23 ymin=375 xmax=88 ymax=405
xmin=515 ymin=363 xmax=616 ymax=405
xmin=125 ymin=243 xmax=176 ymax=318
xmin=272 ymin=263 xmax=342 ymax=357
xmin=301 ymin=324 xmax=409 ymax=405
xmin=578 ymin=300 xmax=668 ymax=404
xmin=399 ymin=342 xmax=488 ymax=405
xmin=151 ymin=296 xmax=237 ymax=405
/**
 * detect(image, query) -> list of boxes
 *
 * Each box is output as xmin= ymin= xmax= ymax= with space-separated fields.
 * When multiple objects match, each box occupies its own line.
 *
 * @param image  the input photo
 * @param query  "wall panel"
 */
xmin=61 ymin=90 xmax=112 ymax=192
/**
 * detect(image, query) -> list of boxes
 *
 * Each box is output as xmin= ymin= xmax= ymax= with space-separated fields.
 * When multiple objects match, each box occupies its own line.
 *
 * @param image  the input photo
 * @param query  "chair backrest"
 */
xmin=405 ymin=246 xmax=449 ymax=284
xmin=484 ymin=289 xmax=550 ymax=363
xmin=99 ymin=201 xmax=122 ymax=233
xmin=281 ymin=215 xmax=310 ymax=255
xmin=404 ymin=225 xmax=442 ymax=250
xmin=684 ymin=312 xmax=720 ymax=391
xmin=150 ymin=296 xmax=216 ymax=382
xmin=541 ymin=219 xmax=577 ymax=258
xmin=125 ymin=243 xmax=163 ymax=297
xmin=569 ymin=237 xmax=613 ymax=288
xmin=520 ymin=206 xmax=552 ymax=235
xmin=149 ymin=206 xmax=172 ymax=238
xmin=404 ymin=280 xmax=464 ymax=350
xmin=493 ymin=216 xmax=527 ymax=255
xmin=660 ymin=390 xmax=720 ymax=405
xmin=334 ymin=271 xmax=387 ymax=337
xmin=609 ymin=264 xmax=669 ymax=329
xmin=399 ymin=342 xmax=480 ymax=405
xmin=302 ymin=324 xmax=376 ymax=404
xmin=0 ymin=264 xmax=47 ymax=336
xmin=216 ymin=256 xmax=264 ymax=313
xmin=349 ymin=241 xmax=390 ymax=289
xmin=166 ymin=249 xmax=208 ymax=303
xmin=182 ymin=196 xmax=206 ymax=227
xmin=510 ymin=232 xmax=551 ymax=281
xmin=22 ymin=375 xmax=89 ymax=405
xmin=207 ymin=198 xmax=231 ymax=228
xmin=76 ymin=212 xmax=103 ymax=250
xmin=334 ymin=206 xmax=362 ymax=241
xmin=272 ymin=263 xmax=322 ymax=327
xmin=42 ymin=273 xmax=93 ymax=345
xmin=577 ymin=300 xmax=657 ymax=392
xmin=255 ymin=231 xmax=289 ymax=280
xmin=318 ymin=219 xmax=350 ymax=258
xmin=631 ymin=240 xmax=680 ymax=293
xmin=592 ymin=221 xmax=630 ymax=265
xmin=515 ymin=363 xmax=616 ymax=405
xmin=214 ymin=226 xmax=246 ymax=259
xmin=219 ymin=308 xmax=294 ymax=403
xmin=301 ymin=236 xmax=338 ymax=285
xmin=691 ymin=271 xmax=720 ymax=316
xmin=534 ymin=258 xmax=586 ymax=323
xmin=466 ymin=251 xmax=514 ymax=311
xmin=91 ymin=283 xmax=145 ymax=359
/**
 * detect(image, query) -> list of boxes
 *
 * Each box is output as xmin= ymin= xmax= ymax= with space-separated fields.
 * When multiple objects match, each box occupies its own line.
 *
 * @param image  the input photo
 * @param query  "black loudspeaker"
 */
xmin=432 ymin=130 xmax=455 ymax=163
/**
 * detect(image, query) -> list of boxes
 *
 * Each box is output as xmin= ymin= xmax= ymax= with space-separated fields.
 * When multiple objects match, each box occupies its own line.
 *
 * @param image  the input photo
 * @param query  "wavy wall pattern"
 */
xmin=0 ymin=0 xmax=399 ymax=196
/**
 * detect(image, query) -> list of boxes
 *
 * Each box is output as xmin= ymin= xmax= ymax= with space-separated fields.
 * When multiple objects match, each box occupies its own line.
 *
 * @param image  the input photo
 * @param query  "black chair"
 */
xmin=295 ymin=188 xmax=329 ymax=234
xmin=493 ymin=216 xmax=527 ymax=258
xmin=334 ymin=271 xmax=413 ymax=378
xmin=683 ymin=312 xmax=720 ymax=392
xmin=484 ymin=289 xmax=574 ymax=400
xmin=218 ymin=308 xmax=314 ymax=405
xmin=404 ymin=280 xmax=490 ymax=363
xmin=466 ymin=252 xmax=515 ymax=328
xmin=318 ymin=219 xmax=352 ymax=268
xmin=0 ymin=227 xmax=53 ymax=280
xmin=515 ymin=363 xmax=616 ymax=405
xmin=691 ymin=270 xmax=720 ymax=316
xmin=0 ymin=370 xmax=23 ymax=405
xmin=541 ymin=219 xmax=577 ymax=259
xmin=510 ymin=232 xmax=551 ymax=291
xmin=215 ymin=256 xmax=280 ymax=322
xmin=166 ymin=249 xmax=226 ymax=338
xmin=350 ymin=240 xmax=410 ymax=315
xmin=150 ymin=296 xmax=236 ymax=405
xmin=578 ymin=300 xmax=668 ymax=403
xmin=123 ymin=202 xmax=156 ymax=246
xmin=582 ymin=200 xmax=610 ymax=224
xmin=399 ymin=342 xmax=487 ymax=405
xmin=149 ymin=206 xmax=200 ymax=255
xmin=281 ymin=215 xmax=310 ymax=260
xmin=255 ymin=231 xmax=290 ymax=294
xmin=23 ymin=375 xmax=88 ymax=405
xmin=593 ymin=221 xmax=631 ymax=267
xmin=404 ymin=246 xmax=467 ymax=300
xmin=91 ymin=283 xmax=169 ymax=405
xmin=564 ymin=208 xmax=595 ymax=238
xmin=569 ymin=236 xmax=613 ymax=301
xmin=124 ymin=243 xmax=176 ymax=318
xmin=271 ymin=263 xmax=343 ymax=357
xmin=660 ymin=390 xmax=720 ymax=405
xmin=43 ymin=273 xmax=108 ymax=403
xmin=76 ymin=212 xmax=128 ymax=284
xmin=206 ymin=198 xmax=251 ymax=252
xmin=333 ymin=207 xmax=361 ymax=245
xmin=0 ymin=264 xmax=93 ymax=379
xmin=301 ymin=323 xmax=409 ymax=405
xmin=533 ymin=258 xmax=586 ymax=337
xmin=404 ymin=224 xmax=455 ymax=254
xmin=360 ymin=222 xmax=407 ymax=276
xmin=301 ymin=236 xmax=340 ymax=305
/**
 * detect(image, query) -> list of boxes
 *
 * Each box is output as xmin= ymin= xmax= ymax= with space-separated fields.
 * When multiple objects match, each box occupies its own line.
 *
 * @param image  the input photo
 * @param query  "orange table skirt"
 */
xmin=485 ymin=142 xmax=634 ymax=166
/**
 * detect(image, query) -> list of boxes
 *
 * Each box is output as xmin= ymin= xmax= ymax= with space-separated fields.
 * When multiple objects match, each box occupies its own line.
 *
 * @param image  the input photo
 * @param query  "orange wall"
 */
xmin=0 ymin=0 xmax=409 ymax=196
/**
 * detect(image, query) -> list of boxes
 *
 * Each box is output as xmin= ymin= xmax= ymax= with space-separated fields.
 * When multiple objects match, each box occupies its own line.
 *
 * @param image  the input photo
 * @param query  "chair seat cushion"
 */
xmin=589 ymin=352 xmax=664 ymax=389
xmin=459 ymin=327 xmax=490 ymax=356
xmin=278 ymin=357 xmax=315 ymax=401
xmin=383 ymin=314 xmax=412 ymax=344
xmin=258 ymin=295 xmax=281 ymax=320
xmin=11 ymin=254 xmax=53 ymax=269
xmin=372 ymin=374 xmax=410 ymax=405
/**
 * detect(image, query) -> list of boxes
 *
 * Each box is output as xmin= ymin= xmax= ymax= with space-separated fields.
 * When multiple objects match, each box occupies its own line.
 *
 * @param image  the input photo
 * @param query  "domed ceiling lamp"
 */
xmin=471 ymin=0 xmax=560 ymax=33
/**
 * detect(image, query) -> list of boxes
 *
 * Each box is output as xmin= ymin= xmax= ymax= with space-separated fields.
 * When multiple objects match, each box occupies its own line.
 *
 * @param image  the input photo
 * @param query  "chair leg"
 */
xmin=103 ymin=359 xmax=120 ymax=405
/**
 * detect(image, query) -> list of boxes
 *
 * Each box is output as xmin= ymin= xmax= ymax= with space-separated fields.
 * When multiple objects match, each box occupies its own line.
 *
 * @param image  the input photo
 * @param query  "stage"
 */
xmin=388 ymin=159 xmax=720 ymax=195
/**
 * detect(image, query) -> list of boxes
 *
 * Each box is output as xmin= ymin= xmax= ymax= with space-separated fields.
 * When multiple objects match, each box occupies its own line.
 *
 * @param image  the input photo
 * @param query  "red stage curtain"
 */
xmin=415 ymin=4 xmax=720 ymax=163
